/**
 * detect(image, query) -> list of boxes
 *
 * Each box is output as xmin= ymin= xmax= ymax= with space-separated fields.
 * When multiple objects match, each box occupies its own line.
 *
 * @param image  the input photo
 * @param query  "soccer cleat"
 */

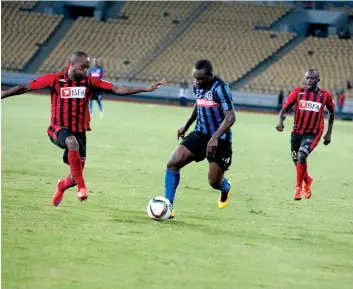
xmin=78 ymin=187 xmax=88 ymax=202
xmin=303 ymin=175 xmax=314 ymax=199
xmin=294 ymin=186 xmax=302 ymax=201
xmin=52 ymin=179 xmax=65 ymax=206
xmin=218 ymin=181 xmax=231 ymax=209
xmin=169 ymin=210 xmax=175 ymax=219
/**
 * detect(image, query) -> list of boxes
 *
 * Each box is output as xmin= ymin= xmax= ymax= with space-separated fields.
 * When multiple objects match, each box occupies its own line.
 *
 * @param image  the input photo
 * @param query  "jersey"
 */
xmin=283 ymin=87 xmax=335 ymax=135
xmin=88 ymin=65 xmax=104 ymax=79
xmin=193 ymin=77 xmax=235 ymax=142
xmin=29 ymin=71 xmax=113 ymax=132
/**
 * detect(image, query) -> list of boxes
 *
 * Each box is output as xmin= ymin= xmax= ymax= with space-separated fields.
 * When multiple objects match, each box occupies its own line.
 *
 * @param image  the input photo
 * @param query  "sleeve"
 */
xmin=90 ymin=76 xmax=113 ymax=91
xmin=325 ymin=91 xmax=335 ymax=112
xmin=29 ymin=74 xmax=55 ymax=90
xmin=215 ymin=84 xmax=234 ymax=111
xmin=282 ymin=89 xmax=297 ymax=109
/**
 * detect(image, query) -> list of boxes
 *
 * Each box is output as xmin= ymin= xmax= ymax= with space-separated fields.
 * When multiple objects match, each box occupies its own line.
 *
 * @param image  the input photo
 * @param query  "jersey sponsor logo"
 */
xmin=60 ymin=87 xmax=86 ymax=98
xmin=299 ymin=100 xmax=322 ymax=112
xmin=91 ymin=72 xmax=101 ymax=77
xmin=197 ymin=98 xmax=220 ymax=107
xmin=206 ymin=91 xmax=213 ymax=100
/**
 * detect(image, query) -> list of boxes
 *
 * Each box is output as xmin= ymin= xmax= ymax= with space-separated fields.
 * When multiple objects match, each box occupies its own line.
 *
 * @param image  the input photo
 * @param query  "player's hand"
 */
xmin=276 ymin=122 xmax=284 ymax=132
xmin=177 ymin=126 xmax=187 ymax=140
xmin=323 ymin=133 xmax=331 ymax=145
xmin=145 ymin=79 xmax=166 ymax=92
xmin=206 ymin=137 xmax=218 ymax=157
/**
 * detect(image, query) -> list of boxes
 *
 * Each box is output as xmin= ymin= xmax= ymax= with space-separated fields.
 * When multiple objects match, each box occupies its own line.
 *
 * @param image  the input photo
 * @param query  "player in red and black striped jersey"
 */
xmin=1 ymin=51 xmax=166 ymax=206
xmin=276 ymin=69 xmax=335 ymax=200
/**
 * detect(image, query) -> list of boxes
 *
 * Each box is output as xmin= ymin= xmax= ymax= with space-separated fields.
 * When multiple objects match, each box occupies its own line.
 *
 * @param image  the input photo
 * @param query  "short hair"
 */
xmin=70 ymin=51 xmax=89 ymax=63
xmin=195 ymin=59 xmax=213 ymax=75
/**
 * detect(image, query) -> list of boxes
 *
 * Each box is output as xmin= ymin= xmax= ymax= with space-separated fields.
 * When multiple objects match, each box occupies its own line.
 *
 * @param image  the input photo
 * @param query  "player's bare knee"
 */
xmin=167 ymin=158 xmax=180 ymax=171
xmin=297 ymin=151 xmax=307 ymax=164
xmin=208 ymin=178 xmax=222 ymax=190
xmin=65 ymin=136 xmax=79 ymax=151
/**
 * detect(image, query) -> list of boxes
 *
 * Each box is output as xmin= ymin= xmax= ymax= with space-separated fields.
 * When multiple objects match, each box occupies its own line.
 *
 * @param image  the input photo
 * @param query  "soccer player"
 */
xmin=276 ymin=69 xmax=335 ymax=200
xmin=164 ymin=60 xmax=236 ymax=218
xmin=1 ymin=51 xmax=166 ymax=206
xmin=88 ymin=57 xmax=104 ymax=118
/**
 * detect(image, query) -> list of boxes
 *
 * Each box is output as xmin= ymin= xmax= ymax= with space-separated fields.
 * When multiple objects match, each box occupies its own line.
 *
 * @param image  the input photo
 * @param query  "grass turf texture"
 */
xmin=2 ymin=95 xmax=353 ymax=289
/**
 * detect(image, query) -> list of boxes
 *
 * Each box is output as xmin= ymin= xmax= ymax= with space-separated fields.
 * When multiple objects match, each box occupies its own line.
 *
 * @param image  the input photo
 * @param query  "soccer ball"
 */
xmin=147 ymin=197 xmax=172 ymax=221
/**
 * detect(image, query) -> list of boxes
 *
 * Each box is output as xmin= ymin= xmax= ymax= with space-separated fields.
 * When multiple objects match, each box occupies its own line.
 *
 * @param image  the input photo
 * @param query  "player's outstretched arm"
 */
xmin=178 ymin=104 xmax=197 ymax=139
xmin=1 ymin=84 xmax=32 ymax=99
xmin=111 ymin=79 xmax=166 ymax=96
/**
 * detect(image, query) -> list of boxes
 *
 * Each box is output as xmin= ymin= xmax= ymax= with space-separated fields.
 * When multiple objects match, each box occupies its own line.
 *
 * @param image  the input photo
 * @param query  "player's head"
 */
xmin=193 ymin=59 xmax=214 ymax=89
xmin=69 ymin=51 xmax=90 ymax=78
xmin=93 ymin=57 xmax=100 ymax=67
xmin=304 ymin=69 xmax=320 ymax=90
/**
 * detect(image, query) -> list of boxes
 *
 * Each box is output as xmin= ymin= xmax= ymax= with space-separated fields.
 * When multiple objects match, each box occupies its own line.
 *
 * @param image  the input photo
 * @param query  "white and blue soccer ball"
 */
xmin=147 ymin=197 xmax=172 ymax=221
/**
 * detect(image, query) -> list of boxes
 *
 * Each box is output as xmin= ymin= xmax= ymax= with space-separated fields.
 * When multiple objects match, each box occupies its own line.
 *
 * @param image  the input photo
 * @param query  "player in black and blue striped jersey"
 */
xmin=164 ymin=60 xmax=236 ymax=218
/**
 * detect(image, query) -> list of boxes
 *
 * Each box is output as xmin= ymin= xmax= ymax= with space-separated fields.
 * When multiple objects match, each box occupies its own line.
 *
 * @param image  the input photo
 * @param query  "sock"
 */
xmin=164 ymin=169 xmax=180 ymax=204
xmin=89 ymin=100 xmax=93 ymax=114
xmin=303 ymin=163 xmax=310 ymax=183
xmin=221 ymin=177 xmax=230 ymax=193
xmin=68 ymin=150 xmax=85 ymax=190
xmin=296 ymin=162 xmax=306 ymax=188
xmin=98 ymin=100 xmax=103 ymax=112
xmin=61 ymin=174 xmax=76 ymax=191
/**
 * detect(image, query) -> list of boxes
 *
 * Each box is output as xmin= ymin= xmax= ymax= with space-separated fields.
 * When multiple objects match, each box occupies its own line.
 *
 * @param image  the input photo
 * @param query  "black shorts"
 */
xmin=47 ymin=125 xmax=86 ymax=165
xmin=91 ymin=90 xmax=102 ymax=101
xmin=290 ymin=132 xmax=321 ymax=163
xmin=181 ymin=131 xmax=232 ymax=171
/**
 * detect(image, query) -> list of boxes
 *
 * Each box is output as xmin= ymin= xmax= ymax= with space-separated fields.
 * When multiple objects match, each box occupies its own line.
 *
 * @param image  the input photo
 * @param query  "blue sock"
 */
xmin=97 ymin=100 xmax=103 ymax=112
xmin=221 ymin=177 xmax=230 ymax=193
xmin=164 ymin=169 xmax=180 ymax=204
xmin=89 ymin=100 xmax=93 ymax=114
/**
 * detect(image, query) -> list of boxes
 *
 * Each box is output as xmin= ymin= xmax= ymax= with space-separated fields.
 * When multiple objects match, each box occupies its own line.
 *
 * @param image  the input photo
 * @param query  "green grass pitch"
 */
xmin=2 ymin=95 xmax=353 ymax=289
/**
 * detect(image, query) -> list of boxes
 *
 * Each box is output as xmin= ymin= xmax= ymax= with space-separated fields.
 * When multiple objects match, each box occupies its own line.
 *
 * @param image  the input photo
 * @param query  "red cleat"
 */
xmin=303 ymin=175 xmax=313 ymax=199
xmin=77 ymin=187 xmax=88 ymax=202
xmin=52 ymin=179 xmax=65 ymax=206
xmin=294 ymin=186 xmax=302 ymax=201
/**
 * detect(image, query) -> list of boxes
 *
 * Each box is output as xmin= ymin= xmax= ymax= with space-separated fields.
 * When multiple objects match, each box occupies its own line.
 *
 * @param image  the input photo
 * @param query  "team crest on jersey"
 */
xmin=206 ymin=91 xmax=213 ymax=100
xmin=60 ymin=87 xmax=86 ymax=98
xmin=299 ymin=100 xmax=322 ymax=112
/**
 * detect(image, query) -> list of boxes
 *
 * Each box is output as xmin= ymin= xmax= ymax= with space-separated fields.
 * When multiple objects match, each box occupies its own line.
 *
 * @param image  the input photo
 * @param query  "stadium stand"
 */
xmin=242 ymin=36 xmax=353 ymax=95
xmin=135 ymin=2 xmax=295 ymax=85
xmin=37 ymin=1 xmax=201 ymax=78
xmin=1 ymin=1 xmax=63 ymax=71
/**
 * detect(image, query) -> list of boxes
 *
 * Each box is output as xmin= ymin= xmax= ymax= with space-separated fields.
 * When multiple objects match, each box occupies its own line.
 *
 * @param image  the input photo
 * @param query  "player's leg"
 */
xmin=299 ymin=133 xmax=321 ymax=199
xmin=164 ymin=132 xmax=204 ymax=217
xmin=60 ymin=131 xmax=88 ymax=201
xmin=97 ymin=94 xmax=104 ymax=118
xmin=290 ymin=133 xmax=303 ymax=200
xmin=89 ymin=99 xmax=93 ymax=116
xmin=207 ymin=140 xmax=232 ymax=208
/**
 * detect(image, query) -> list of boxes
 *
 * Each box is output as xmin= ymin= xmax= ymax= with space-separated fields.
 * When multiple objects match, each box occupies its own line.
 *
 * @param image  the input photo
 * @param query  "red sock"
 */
xmin=68 ymin=150 xmax=86 ymax=190
xmin=303 ymin=163 xmax=310 ymax=183
xmin=63 ymin=174 xmax=76 ymax=189
xmin=296 ymin=162 xmax=307 ymax=188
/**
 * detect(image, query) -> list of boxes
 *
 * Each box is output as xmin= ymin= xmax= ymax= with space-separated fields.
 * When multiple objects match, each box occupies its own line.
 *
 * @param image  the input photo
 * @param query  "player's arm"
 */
xmin=276 ymin=89 xmax=297 ymax=132
xmin=207 ymin=85 xmax=236 ymax=156
xmin=178 ymin=104 xmax=197 ymax=140
xmin=1 ymin=74 xmax=54 ymax=99
xmin=323 ymin=92 xmax=335 ymax=145
xmin=1 ymin=84 xmax=32 ymax=99
xmin=111 ymin=80 xmax=166 ymax=95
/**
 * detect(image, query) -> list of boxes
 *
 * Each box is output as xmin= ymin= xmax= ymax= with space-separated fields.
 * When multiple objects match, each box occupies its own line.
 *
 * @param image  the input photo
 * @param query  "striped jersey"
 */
xmin=193 ymin=77 xmax=235 ymax=142
xmin=283 ymin=87 xmax=335 ymax=135
xmin=29 ymin=71 xmax=113 ymax=132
